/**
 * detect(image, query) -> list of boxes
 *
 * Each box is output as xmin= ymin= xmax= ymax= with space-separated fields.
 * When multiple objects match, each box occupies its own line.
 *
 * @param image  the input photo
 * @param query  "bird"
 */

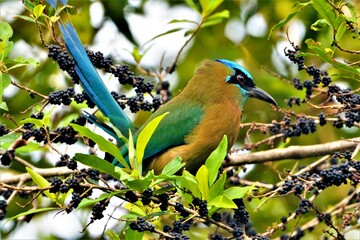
xmin=59 ymin=23 xmax=277 ymax=174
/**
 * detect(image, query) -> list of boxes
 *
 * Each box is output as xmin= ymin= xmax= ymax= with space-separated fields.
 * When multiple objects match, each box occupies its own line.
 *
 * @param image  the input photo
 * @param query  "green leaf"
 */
xmin=126 ymin=178 xmax=152 ymax=192
xmin=200 ymin=0 xmax=223 ymax=17
xmin=205 ymin=9 xmax=230 ymax=21
xmin=6 ymin=56 xmax=39 ymax=70
xmin=33 ymin=4 xmax=46 ymax=19
xmin=205 ymin=135 xmax=227 ymax=186
xmin=208 ymin=172 xmax=226 ymax=201
xmin=0 ymin=102 xmax=8 ymax=111
xmin=26 ymin=167 xmax=58 ymax=204
xmin=196 ymin=165 xmax=209 ymax=199
xmin=144 ymin=29 xmax=184 ymax=46
xmin=311 ymin=19 xmax=329 ymax=31
xmin=305 ymin=38 xmax=360 ymax=75
xmin=132 ymin=46 xmax=142 ymax=64
xmin=125 ymin=227 xmax=144 ymax=240
xmin=208 ymin=194 xmax=237 ymax=208
xmin=168 ymin=19 xmax=199 ymax=25
xmin=184 ymin=0 xmax=199 ymax=12
xmin=180 ymin=170 xmax=201 ymax=198
xmin=268 ymin=1 xmax=311 ymax=39
xmin=312 ymin=0 xmax=337 ymax=29
xmin=14 ymin=15 xmax=38 ymax=24
xmin=5 ymin=207 xmax=59 ymax=223
xmin=128 ymin=130 xmax=136 ymax=170
xmin=223 ymin=186 xmax=252 ymax=200
xmin=136 ymin=112 xmax=168 ymax=171
xmin=77 ymin=191 xmax=123 ymax=209
xmin=70 ymin=124 xmax=129 ymax=169
xmin=334 ymin=17 xmax=347 ymax=41
xmin=21 ymin=117 xmax=45 ymax=127
xmin=124 ymin=202 xmax=147 ymax=216
xmin=0 ymin=22 xmax=13 ymax=40
xmin=105 ymin=229 xmax=121 ymax=240
xmin=0 ymin=73 xmax=11 ymax=111
xmin=74 ymin=153 xmax=121 ymax=179
xmin=161 ymin=156 xmax=185 ymax=176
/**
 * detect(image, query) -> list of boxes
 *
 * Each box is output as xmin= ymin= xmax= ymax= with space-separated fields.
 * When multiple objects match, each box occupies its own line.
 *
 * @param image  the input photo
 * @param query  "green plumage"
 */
xmin=130 ymin=60 xmax=244 ymax=174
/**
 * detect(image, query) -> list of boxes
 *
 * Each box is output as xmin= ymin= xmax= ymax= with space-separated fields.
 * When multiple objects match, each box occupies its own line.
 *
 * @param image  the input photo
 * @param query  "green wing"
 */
xmin=117 ymin=99 xmax=203 ymax=165
xmin=140 ymin=100 xmax=203 ymax=160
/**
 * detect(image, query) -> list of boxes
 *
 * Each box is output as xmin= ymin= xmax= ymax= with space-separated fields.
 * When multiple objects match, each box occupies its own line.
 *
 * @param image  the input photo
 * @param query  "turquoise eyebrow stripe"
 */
xmin=215 ymin=59 xmax=253 ymax=80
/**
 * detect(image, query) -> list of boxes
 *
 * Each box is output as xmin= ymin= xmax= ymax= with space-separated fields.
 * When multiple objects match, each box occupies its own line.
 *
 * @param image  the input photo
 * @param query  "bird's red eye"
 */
xmin=236 ymin=74 xmax=245 ymax=85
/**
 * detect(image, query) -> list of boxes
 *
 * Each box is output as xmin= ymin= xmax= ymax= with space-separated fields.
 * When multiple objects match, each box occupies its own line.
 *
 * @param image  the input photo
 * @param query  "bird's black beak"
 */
xmin=248 ymin=86 xmax=277 ymax=107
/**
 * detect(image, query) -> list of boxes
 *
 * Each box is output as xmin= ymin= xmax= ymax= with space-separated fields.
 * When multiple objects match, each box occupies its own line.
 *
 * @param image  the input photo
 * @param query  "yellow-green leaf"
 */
xmin=136 ymin=112 xmax=169 ymax=170
xmin=196 ymin=165 xmax=209 ymax=200
xmin=26 ymin=167 xmax=57 ymax=204
xmin=70 ymin=124 xmax=129 ymax=169
xmin=128 ymin=130 xmax=135 ymax=170
xmin=33 ymin=4 xmax=45 ymax=19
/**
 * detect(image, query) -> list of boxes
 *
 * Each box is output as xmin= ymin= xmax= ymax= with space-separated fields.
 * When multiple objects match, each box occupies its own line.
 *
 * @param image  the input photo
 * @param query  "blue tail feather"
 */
xmin=59 ymin=23 xmax=133 ymax=137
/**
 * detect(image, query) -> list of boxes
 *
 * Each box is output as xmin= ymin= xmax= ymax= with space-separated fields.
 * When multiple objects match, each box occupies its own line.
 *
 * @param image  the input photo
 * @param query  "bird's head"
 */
xmin=215 ymin=59 xmax=277 ymax=107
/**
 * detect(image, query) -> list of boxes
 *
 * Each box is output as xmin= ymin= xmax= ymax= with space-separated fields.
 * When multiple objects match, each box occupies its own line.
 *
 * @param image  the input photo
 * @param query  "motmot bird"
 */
xmin=59 ymin=23 xmax=277 ymax=174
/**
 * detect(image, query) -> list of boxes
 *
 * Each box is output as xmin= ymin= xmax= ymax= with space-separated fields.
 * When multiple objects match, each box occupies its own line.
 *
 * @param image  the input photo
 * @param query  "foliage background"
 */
xmin=0 ymin=0 xmax=359 ymax=239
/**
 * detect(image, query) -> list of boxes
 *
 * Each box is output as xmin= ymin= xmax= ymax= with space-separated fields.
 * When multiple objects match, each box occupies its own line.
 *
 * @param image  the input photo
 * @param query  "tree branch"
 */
xmin=226 ymin=138 xmax=360 ymax=166
xmin=1 ymin=167 xmax=74 ymax=184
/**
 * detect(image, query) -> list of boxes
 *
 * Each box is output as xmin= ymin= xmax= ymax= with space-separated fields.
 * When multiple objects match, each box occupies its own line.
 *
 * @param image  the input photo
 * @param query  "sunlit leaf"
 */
xmin=268 ymin=1 xmax=311 ymax=39
xmin=26 ymin=167 xmax=57 ymax=204
xmin=128 ymin=130 xmax=135 ymax=170
xmin=161 ymin=156 xmax=184 ymax=176
xmin=77 ymin=191 xmax=123 ymax=209
xmin=74 ymin=153 xmax=120 ymax=179
xmin=5 ymin=207 xmax=59 ymax=223
xmin=180 ymin=170 xmax=200 ymax=198
xmin=208 ymin=172 xmax=226 ymax=201
xmin=311 ymin=19 xmax=329 ymax=31
xmin=312 ymin=0 xmax=337 ymax=29
xmin=0 ymin=73 xmax=11 ymax=111
xmin=144 ymin=29 xmax=184 ymax=46
xmin=105 ymin=229 xmax=121 ymax=240
xmin=168 ymin=19 xmax=199 ymax=25
xmin=205 ymin=135 xmax=227 ymax=186
xmin=208 ymin=194 xmax=237 ymax=208
xmin=70 ymin=124 xmax=129 ymax=169
xmin=136 ymin=112 xmax=168 ymax=172
xmin=305 ymin=38 xmax=359 ymax=75
xmin=196 ymin=165 xmax=209 ymax=199
xmin=0 ymin=22 xmax=13 ymax=39
xmin=184 ymin=0 xmax=199 ymax=12
xmin=33 ymin=4 xmax=46 ymax=19
xmin=223 ymin=186 xmax=252 ymax=200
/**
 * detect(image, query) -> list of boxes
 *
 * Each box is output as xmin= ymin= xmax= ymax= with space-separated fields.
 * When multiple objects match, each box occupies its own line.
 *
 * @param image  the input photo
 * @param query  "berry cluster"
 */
xmin=55 ymin=154 xmax=77 ymax=170
xmin=48 ymin=45 xmax=79 ymax=83
xmin=286 ymin=97 xmax=301 ymax=107
xmin=192 ymin=197 xmax=208 ymax=217
xmin=280 ymin=228 xmax=305 ymax=240
xmin=0 ymin=150 xmax=15 ymax=166
xmin=277 ymin=151 xmax=358 ymax=197
xmin=21 ymin=115 xmax=84 ymax=147
xmin=91 ymin=200 xmax=109 ymax=221
xmin=49 ymin=168 xmax=99 ymax=210
xmin=284 ymin=44 xmax=359 ymax=132
xmin=141 ymin=188 xmax=153 ymax=205
xmin=48 ymin=44 xmax=164 ymax=113
xmin=0 ymin=125 xmax=10 ymax=137
xmin=270 ymin=116 xmax=316 ymax=141
xmin=48 ymin=88 xmax=75 ymax=105
xmin=124 ymin=190 xmax=138 ymax=203
xmin=284 ymin=46 xmax=304 ymax=71
xmin=129 ymin=217 xmax=155 ymax=232
xmin=0 ymin=200 xmax=7 ymax=220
